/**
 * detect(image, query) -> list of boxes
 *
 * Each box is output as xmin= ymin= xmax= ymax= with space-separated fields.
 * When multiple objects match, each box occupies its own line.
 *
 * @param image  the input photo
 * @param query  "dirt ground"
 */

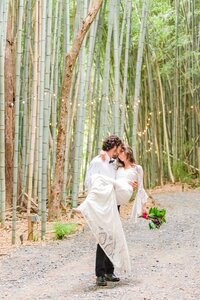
xmin=0 ymin=184 xmax=200 ymax=300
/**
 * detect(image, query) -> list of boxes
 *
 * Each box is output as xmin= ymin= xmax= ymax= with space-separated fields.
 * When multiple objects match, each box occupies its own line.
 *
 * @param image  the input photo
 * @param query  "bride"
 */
xmin=76 ymin=144 xmax=148 ymax=273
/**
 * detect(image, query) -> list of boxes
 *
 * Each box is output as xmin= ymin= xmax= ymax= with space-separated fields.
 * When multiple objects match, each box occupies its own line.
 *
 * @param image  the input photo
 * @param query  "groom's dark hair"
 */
xmin=102 ymin=135 xmax=123 ymax=151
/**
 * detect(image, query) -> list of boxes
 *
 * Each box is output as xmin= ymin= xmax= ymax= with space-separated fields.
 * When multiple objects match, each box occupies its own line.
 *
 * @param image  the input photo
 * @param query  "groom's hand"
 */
xmin=129 ymin=181 xmax=138 ymax=191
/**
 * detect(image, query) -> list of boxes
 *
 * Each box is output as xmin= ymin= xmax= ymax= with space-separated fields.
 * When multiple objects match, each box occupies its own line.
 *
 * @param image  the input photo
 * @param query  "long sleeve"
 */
xmin=131 ymin=165 xmax=148 ymax=223
xmin=85 ymin=159 xmax=102 ymax=190
xmin=85 ymin=155 xmax=116 ymax=190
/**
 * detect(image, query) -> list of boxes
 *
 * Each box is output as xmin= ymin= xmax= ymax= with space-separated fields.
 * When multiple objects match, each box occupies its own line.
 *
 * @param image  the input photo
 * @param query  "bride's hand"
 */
xmin=142 ymin=203 xmax=148 ymax=214
xmin=128 ymin=181 xmax=138 ymax=191
xmin=99 ymin=150 xmax=106 ymax=161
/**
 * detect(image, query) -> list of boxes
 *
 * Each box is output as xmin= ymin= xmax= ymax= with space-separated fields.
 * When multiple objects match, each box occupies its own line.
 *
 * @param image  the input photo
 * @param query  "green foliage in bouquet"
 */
xmin=141 ymin=207 xmax=166 ymax=229
xmin=148 ymin=207 xmax=166 ymax=229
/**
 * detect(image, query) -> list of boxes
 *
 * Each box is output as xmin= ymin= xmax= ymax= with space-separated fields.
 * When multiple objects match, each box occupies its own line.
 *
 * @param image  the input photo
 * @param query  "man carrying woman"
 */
xmin=77 ymin=135 xmax=148 ymax=286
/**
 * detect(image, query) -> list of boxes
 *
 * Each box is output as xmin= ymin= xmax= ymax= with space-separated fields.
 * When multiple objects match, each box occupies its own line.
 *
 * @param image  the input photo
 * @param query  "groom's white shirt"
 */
xmin=85 ymin=153 xmax=116 ymax=189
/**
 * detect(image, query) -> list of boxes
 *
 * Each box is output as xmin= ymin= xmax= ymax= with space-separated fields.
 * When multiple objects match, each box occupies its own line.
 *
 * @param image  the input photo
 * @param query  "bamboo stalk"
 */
xmin=132 ymin=0 xmax=151 ymax=152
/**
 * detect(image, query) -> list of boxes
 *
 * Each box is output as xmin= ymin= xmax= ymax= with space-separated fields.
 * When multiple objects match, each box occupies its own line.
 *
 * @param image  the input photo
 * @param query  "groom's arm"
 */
xmin=85 ymin=158 xmax=102 ymax=189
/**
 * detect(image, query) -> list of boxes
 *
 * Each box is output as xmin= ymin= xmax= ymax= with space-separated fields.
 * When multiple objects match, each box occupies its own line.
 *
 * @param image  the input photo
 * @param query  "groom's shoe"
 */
xmin=96 ymin=276 xmax=107 ymax=286
xmin=105 ymin=273 xmax=120 ymax=282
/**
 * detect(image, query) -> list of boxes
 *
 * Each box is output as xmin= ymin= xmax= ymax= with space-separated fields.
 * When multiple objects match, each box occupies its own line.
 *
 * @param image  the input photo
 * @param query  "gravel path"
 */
xmin=0 ymin=190 xmax=200 ymax=300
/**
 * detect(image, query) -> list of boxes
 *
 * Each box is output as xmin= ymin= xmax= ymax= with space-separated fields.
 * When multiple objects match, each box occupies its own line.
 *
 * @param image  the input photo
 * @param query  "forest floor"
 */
xmin=0 ymin=184 xmax=200 ymax=300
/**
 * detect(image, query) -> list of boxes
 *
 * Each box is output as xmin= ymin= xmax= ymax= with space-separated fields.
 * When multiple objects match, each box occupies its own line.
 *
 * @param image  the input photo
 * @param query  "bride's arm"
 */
xmin=131 ymin=165 xmax=148 ymax=222
xmin=128 ymin=180 xmax=138 ymax=191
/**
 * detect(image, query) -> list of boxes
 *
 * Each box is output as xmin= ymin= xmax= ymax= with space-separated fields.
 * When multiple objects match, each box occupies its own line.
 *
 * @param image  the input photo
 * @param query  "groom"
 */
xmin=85 ymin=135 xmax=124 ymax=286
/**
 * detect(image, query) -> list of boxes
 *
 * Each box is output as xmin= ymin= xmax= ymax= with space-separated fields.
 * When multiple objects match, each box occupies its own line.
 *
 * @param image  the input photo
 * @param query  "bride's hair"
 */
xmin=116 ymin=145 xmax=136 ymax=168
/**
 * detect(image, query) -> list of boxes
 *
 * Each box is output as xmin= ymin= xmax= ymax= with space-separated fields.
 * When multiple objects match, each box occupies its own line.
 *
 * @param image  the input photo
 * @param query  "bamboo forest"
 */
xmin=0 ymin=0 xmax=199 ymax=244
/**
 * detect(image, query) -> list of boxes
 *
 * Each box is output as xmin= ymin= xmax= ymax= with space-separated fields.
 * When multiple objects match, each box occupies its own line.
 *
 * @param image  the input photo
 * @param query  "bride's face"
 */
xmin=118 ymin=150 xmax=127 ymax=162
xmin=112 ymin=145 xmax=123 ymax=159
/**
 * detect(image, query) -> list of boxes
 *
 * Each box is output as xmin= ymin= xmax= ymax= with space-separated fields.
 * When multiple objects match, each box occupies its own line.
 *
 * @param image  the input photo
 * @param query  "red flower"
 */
xmin=142 ymin=212 xmax=148 ymax=219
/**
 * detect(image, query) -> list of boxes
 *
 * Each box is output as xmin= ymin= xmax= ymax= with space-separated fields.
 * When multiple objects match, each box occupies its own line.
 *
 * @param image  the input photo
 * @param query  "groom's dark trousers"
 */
xmin=95 ymin=245 xmax=114 ymax=276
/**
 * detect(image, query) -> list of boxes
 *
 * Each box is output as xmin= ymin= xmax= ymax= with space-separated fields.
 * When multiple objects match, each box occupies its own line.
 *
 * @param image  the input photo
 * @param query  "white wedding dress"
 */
xmin=77 ymin=165 xmax=148 ymax=273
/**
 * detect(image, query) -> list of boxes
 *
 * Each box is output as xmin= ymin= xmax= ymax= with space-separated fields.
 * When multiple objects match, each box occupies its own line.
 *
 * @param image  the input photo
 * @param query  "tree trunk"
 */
xmin=48 ymin=0 xmax=103 ymax=220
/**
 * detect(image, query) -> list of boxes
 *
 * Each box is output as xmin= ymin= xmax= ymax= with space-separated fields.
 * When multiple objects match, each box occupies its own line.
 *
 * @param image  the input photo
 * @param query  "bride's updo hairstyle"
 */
xmin=117 ymin=144 xmax=136 ymax=168
xmin=102 ymin=135 xmax=122 ymax=151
